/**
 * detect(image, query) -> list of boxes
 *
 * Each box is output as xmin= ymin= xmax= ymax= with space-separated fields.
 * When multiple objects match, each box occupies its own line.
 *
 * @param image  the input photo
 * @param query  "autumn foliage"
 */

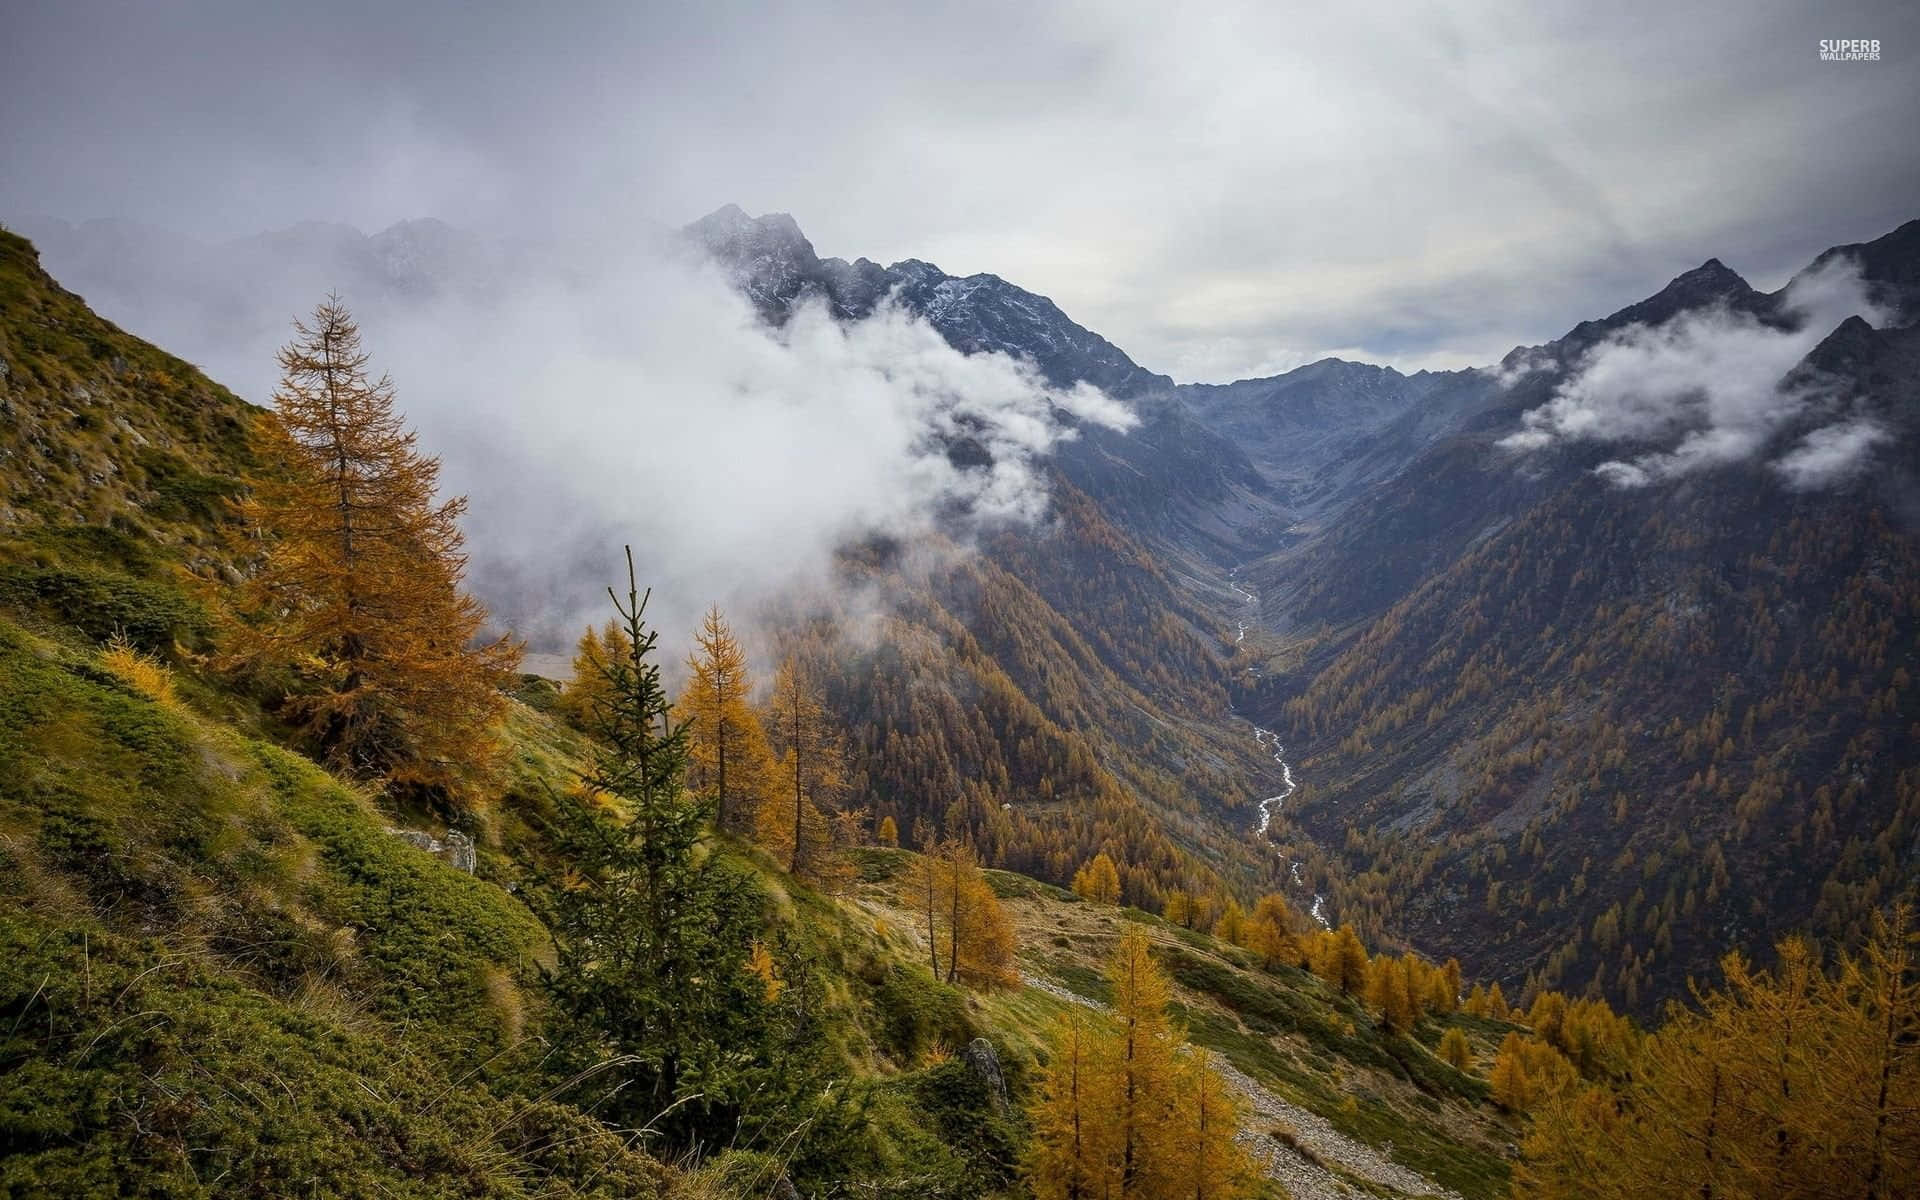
xmin=761 ymin=655 xmax=848 ymax=886
xmin=1515 ymin=910 xmax=1920 ymax=1199
xmin=675 ymin=606 xmax=775 ymax=835
xmin=911 ymin=838 xmax=1017 ymax=988
xmin=1025 ymin=927 xmax=1254 ymax=1198
xmin=560 ymin=621 xmax=630 ymax=731
xmin=223 ymin=298 xmax=518 ymax=807
xmin=1072 ymin=852 xmax=1122 ymax=905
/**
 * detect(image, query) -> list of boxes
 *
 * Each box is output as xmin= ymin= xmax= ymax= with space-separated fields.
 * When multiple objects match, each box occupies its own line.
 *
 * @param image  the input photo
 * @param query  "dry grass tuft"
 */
xmin=100 ymin=629 xmax=177 ymax=706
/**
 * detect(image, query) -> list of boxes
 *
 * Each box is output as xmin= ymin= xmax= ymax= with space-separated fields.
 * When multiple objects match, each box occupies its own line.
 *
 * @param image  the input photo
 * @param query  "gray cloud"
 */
xmin=1774 ymin=417 xmax=1888 ymax=489
xmin=1498 ymin=256 xmax=1890 ymax=485
xmin=321 ymin=245 xmax=1134 ymax=648
xmin=5 ymin=1 xmax=1918 ymax=380
xmin=5 ymin=214 xmax=1138 ymax=649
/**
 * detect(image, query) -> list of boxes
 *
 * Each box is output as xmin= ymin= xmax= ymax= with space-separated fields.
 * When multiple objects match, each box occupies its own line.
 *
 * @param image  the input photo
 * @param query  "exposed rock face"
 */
xmin=962 ymin=1037 xmax=1009 ymax=1117
xmin=683 ymin=205 xmax=1172 ymax=400
xmin=385 ymin=827 xmax=476 ymax=874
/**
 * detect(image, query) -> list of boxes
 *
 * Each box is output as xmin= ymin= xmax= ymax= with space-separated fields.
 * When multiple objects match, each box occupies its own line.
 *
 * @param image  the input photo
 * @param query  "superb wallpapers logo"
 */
xmin=1818 ymin=39 xmax=1881 ymax=62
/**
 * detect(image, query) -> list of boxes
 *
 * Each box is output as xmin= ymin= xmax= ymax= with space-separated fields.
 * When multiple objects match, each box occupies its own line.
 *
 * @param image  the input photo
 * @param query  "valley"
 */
xmin=18 ymin=207 xmax=1920 ymax=1024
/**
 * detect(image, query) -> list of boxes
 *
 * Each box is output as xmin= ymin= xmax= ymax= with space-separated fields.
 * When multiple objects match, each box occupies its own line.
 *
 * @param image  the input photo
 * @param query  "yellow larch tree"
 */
xmin=1247 ymin=893 xmax=1300 ymax=971
xmin=1210 ymin=899 xmax=1246 ymax=946
xmin=1439 ymin=957 xmax=1464 ymax=1014
xmin=561 ymin=620 xmax=630 ymax=731
xmin=1319 ymin=924 xmax=1369 ymax=997
xmin=1368 ymin=955 xmax=1417 ymax=1034
xmin=1107 ymin=925 xmax=1178 ymax=1197
xmin=1026 ymin=1010 xmax=1117 ymax=1200
xmin=1823 ymin=908 xmax=1920 ymax=1198
xmin=675 ymin=606 xmax=774 ymax=835
xmin=1167 ymin=1050 xmax=1255 ymax=1200
xmin=911 ymin=838 xmax=1017 ymax=988
xmin=760 ymin=655 xmax=844 ymax=884
xmin=1490 ymin=1031 xmax=1533 ymax=1112
xmin=1072 ymin=852 xmax=1122 ymax=905
xmin=1026 ymin=930 xmax=1254 ymax=1200
xmin=224 ymin=297 xmax=518 ymax=809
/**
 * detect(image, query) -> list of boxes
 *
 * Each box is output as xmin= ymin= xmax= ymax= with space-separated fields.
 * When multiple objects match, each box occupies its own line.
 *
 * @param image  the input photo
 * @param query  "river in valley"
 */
xmin=1228 ymin=567 xmax=1328 ymax=928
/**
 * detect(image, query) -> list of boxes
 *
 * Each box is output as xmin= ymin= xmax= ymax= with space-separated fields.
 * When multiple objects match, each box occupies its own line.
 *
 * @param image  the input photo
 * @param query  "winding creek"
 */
xmin=1228 ymin=567 xmax=1329 ymax=928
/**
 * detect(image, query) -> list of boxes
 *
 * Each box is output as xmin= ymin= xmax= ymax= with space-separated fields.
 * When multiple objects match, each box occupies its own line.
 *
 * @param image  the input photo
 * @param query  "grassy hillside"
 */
xmin=0 ymin=611 xmax=674 ymax=1196
xmin=0 ymin=228 xmax=259 ymax=564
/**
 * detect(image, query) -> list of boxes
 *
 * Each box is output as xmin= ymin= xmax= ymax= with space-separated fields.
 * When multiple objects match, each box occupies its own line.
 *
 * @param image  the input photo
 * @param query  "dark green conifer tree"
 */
xmin=530 ymin=548 xmax=768 ymax=1145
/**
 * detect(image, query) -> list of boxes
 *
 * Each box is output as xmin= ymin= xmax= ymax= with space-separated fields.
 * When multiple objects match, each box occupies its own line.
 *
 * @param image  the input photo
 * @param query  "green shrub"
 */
xmin=871 ymin=964 xmax=973 ymax=1062
xmin=0 ymin=563 xmax=205 ymax=649
xmin=136 ymin=447 xmax=247 ymax=521
xmin=0 ymin=911 xmax=666 ymax=1199
xmin=911 ymin=1057 xmax=1024 ymax=1191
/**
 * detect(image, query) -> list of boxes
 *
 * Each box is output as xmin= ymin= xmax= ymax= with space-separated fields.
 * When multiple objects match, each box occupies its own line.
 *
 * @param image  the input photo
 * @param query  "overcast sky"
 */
xmin=4 ymin=0 xmax=1917 ymax=380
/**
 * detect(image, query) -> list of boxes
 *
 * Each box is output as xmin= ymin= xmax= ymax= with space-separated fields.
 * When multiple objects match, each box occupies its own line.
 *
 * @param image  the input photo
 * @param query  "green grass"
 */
xmin=1321 ymin=1091 xmax=1514 ymax=1198
xmin=0 ymin=907 xmax=667 ymax=1199
xmin=0 ymin=613 xmax=670 ymax=1196
xmin=1049 ymin=962 xmax=1112 ymax=1006
xmin=0 ymin=560 xmax=206 ymax=650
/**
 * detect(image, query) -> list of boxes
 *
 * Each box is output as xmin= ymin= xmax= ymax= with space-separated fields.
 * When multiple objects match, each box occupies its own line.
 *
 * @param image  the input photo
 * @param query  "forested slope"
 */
xmin=1254 ymin=233 xmax=1920 ymax=1015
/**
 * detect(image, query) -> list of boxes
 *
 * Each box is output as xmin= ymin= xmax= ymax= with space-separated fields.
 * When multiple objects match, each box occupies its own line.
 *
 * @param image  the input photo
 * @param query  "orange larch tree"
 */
xmin=761 ymin=655 xmax=845 ymax=884
xmin=911 ymin=838 xmax=1017 ymax=988
xmin=676 ymin=606 xmax=774 ymax=835
xmin=1072 ymin=852 xmax=1122 ymax=905
xmin=225 ymin=297 xmax=518 ymax=808
xmin=561 ymin=620 xmax=630 ymax=731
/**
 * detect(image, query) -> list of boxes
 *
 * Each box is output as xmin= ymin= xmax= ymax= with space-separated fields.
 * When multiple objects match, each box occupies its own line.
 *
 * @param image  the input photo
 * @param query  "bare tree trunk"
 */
xmin=924 ymin=852 xmax=940 ymax=975
xmin=946 ymin=851 xmax=962 ymax=984
xmin=790 ymin=697 xmax=804 ymax=875
xmin=715 ymin=696 xmax=729 ymax=832
xmin=1699 ymin=1062 xmax=1721 ymax=1200
xmin=1863 ymin=983 xmax=1897 ymax=1200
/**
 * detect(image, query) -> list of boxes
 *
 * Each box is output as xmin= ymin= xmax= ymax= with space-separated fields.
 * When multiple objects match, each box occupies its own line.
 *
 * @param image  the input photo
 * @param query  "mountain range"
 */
xmin=11 ymin=205 xmax=1918 ymax=1016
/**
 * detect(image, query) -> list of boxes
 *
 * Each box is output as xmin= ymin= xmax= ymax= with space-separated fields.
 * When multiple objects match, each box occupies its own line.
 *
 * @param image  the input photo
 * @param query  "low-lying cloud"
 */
xmin=1773 ymin=417 xmax=1889 ymax=491
xmin=1497 ymin=257 xmax=1891 ymax=488
xmin=394 ymin=249 xmax=1136 ymax=646
xmin=32 ymin=225 xmax=1133 ymax=649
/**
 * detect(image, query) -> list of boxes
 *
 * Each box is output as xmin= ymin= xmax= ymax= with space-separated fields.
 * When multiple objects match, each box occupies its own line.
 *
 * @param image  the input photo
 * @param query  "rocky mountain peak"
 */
xmin=1621 ymin=256 xmax=1758 ymax=321
xmin=685 ymin=204 xmax=818 ymax=264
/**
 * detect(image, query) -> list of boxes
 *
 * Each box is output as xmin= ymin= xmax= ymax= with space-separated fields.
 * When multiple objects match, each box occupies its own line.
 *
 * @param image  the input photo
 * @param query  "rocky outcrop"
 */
xmin=385 ymin=827 xmax=476 ymax=874
xmin=962 ymin=1037 xmax=1010 ymax=1117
